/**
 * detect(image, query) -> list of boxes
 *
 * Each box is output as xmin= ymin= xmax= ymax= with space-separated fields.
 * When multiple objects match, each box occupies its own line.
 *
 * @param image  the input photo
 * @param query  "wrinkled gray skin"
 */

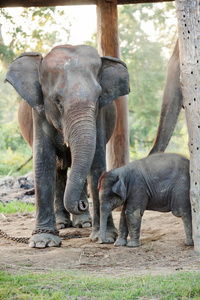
xmin=5 ymin=45 xmax=129 ymax=248
xmin=18 ymin=100 xmax=91 ymax=231
xmin=99 ymin=153 xmax=193 ymax=247
xmin=149 ymin=40 xmax=183 ymax=154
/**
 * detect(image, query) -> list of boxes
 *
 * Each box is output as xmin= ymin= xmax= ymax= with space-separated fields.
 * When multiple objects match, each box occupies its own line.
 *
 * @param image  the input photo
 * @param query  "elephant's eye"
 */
xmin=54 ymin=98 xmax=60 ymax=105
xmin=54 ymin=98 xmax=63 ymax=112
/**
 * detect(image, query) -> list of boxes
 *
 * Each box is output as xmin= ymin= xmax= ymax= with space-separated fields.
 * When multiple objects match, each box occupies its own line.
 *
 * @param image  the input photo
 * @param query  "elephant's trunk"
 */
xmin=100 ymin=207 xmax=110 ymax=242
xmin=64 ymin=107 xmax=96 ymax=214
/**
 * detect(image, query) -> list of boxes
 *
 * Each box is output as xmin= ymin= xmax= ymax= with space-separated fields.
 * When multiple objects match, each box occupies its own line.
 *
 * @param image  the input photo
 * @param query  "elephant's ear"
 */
xmin=5 ymin=52 xmax=44 ymax=116
xmin=98 ymin=56 xmax=130 ymax=109
xmin=112 ymin=176 xmax=127 ymax=201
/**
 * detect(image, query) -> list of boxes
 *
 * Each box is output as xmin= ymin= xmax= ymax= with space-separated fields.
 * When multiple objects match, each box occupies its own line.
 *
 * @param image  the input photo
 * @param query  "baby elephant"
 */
xmin=98 ymin=153 xmax=193 ymax=247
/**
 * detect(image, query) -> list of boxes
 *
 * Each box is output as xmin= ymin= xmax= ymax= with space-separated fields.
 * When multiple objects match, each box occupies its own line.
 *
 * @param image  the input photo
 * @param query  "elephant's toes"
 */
xmin=90 ymin=229 xmax=100 ymax=242
xmin=185 ymin=238 xmax=194 ymax=246
xmin=97 ymin=238 xmax=113 ymax=244
xmin=127 ymin=239 xmax=141 ymax=247
xmin=106 ymin=227 xmax=118 ymax=242
xmin=57 ymin=223 xmax=65 ymax=229
xmin=57 ymin=221 xmax=72 ymax=229
xmin=81 ymin=222 xmax=92 ymax=228
xmin=56 ymin=213 xmax=72 ymax=229
xmin=114 ymin=237 xmax=127 ymax=247
xmin=29 ymin=233 xmax=62 ymax=248
xmin=105 ymin=236 xmax=115 ymax=243
xmin=72 ymin=211 xmax=92 ymax=228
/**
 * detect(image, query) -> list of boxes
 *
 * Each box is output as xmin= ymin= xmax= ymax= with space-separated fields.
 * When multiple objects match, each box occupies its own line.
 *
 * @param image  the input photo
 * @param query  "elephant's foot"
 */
xmin=90 ymin=226 xmax=118 ymax=243
xmin=89 ymin=227 xmax=99 ymax=242
xmin=185 ymin=238 xmax=194 ymax=246
xmin=114 ymin=237 xmax=127 ymax=247
xmin=55 ymin=211 xmax=72 ymax=229
xmin=98 ymin=238 xmax=113 ymax=244
xmin=29 ymin=233 xmax=62 ymax=248
xmin=106 ymin=226 xmax=118 ymax=243
xmin=72 ymin=210 xmax=92 ymax=228
xmin=127 ymin=239 xmax=141 ymax=247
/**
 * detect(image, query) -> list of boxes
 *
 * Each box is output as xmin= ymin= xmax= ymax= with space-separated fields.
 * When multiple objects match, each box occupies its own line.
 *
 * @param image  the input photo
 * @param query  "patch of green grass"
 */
xmin=0 ymin=270 xmax=200 ymax=299
xmin=0 ymin=146 xmax=33 ymax=178
xmin=0 ymin=200 xmax=35 ymax=214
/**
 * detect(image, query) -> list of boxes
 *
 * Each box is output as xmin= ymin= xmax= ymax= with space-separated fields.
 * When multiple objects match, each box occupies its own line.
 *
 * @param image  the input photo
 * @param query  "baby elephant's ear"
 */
xmin=99 ymin=56 xmax=130 ymax=109
xmin=112 ymin=176 xmax=126 ymax=201
xmin=5 ymin=52 xmax=44 ymax=116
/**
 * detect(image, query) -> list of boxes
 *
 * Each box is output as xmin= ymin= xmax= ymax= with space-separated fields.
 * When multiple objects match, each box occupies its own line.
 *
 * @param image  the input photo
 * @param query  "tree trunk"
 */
xmin=175 ymin=0 xmax=200 ymax=253
xmin=96 ymin=0 xmax=130 ymax=170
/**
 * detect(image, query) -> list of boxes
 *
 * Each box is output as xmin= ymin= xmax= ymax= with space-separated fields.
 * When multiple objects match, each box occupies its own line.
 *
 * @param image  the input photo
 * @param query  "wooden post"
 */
xmin=175 ymin=0 xmax=200 ymax=253
xmin=96 ymin=0 xmax=130 ymax=170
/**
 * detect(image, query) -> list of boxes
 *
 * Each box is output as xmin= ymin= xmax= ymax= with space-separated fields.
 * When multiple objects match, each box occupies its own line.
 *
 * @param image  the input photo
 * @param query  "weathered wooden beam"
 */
xmin=175 ymin=0 xmax=200 ymax=253
xmin=97 ymin=0 xmax=130 ymax=170
xmin=0 ymin=0 xmax=95 ymax=7
xmin=0 ymin=0 xmax=174 ymax=8
xmin=118 ymin=0 xmax=174 ymax=3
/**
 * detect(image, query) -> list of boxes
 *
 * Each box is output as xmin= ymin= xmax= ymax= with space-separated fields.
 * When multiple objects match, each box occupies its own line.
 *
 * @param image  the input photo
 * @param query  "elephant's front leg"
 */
xmin=88 ymin=111 xmax=117 ymax=242
xmin=55 ymin=169 xmax=91 ymax=229
xmin=72 ymin=181 xmax=92 ymax=228
xmin=126 ymin=208 xmax=142 ymax=247
xmin=114 ymin=204 xmax=128 ymax=246
xmin=29 ymin=113 xmax=61 ymax=248
xmin=54 ymin=169 xmax=72 ymax=229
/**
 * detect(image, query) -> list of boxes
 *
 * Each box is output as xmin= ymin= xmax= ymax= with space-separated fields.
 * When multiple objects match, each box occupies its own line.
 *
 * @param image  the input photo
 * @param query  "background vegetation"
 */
xmin=0 ymin=3 xmax=189 ymax=178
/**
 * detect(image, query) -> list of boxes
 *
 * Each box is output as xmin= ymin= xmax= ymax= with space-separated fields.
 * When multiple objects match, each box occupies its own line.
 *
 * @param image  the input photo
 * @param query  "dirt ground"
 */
xmin=0 ymin=208 xmax=200 ymax=277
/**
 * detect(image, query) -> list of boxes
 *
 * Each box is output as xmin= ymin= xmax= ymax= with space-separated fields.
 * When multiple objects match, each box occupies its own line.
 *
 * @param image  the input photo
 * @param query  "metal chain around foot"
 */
xmin=0 ymin=228 xmax=82 ymax=244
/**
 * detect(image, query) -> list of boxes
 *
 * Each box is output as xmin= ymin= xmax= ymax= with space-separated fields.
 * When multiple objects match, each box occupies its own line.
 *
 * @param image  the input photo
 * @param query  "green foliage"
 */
xmin=0 ymin=69 xmax=18 ymax=124
xmin=0 ymin=146 xmax=32 ymax=177
xmin=0 ymin=270 xmax=200 ymax=299
xmin=0 ymin=120 xmax=26 ymax=150
xmin=0 ymin=200 xmax=35 ymax=214
xmin=118 ymin=3 xmax=188 ymax=158
xmin=0 ymin=7 xmax=71 ymax=66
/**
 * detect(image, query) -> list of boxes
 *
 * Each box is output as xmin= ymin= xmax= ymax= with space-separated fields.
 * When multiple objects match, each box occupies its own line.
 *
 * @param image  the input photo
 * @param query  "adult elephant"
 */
xmin=149 ymin=40 xmax=183 ymax=154
xmin=5 ymin=45 xmax=129 ymax=248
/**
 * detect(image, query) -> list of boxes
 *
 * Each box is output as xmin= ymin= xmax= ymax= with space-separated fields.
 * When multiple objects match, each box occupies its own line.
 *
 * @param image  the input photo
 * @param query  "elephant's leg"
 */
xmin=126 ymin=208 xmax=142 ymax=247
xmin=114 ymin=204 xmax=128 ymax=246
xmin=29 ymin=112 xmax=61 ymax=248
xmin=88 ymin=109 xmax=116 ymax=242
xmin=172 ymin=209 xmax=194 ymax=246
xmin=180 ymin=212 xmax=194 ymax=246
xmin=105 ymin=213 xmax=118 ymax=242
xmin=54 ymin=169 xmax=72 ymax=229
xmin=72 ymin=181 xmax=92 ymax=228
xmin=88 ymin=111 xmax=105 ymax=241
xmin=181 ymin=214 xmax=194 ymax=246
xmin=87 ymin=166 xmax=101 ymax=241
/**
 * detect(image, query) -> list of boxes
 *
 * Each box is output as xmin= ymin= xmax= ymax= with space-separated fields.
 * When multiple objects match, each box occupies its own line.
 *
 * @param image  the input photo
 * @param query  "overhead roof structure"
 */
xmin=1 ymin=0 xmax=174 ymax=8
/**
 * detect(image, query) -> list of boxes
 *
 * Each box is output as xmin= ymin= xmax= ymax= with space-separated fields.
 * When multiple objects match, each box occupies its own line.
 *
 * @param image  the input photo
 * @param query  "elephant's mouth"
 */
xmin=78 ymin=200 xmax=89 ymax=212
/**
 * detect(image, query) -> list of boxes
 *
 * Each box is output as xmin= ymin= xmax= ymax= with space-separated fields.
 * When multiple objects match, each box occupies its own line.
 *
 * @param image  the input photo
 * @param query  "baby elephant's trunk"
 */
xmin=99 ymin=206 xmax=110 ymax=243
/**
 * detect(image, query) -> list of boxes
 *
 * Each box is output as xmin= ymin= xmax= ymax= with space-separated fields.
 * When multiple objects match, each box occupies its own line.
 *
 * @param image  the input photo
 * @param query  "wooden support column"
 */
xmin=175 ymin=0 xmax=200 ymax=253
xmin=97 ymin=0 xmax=130 ymax=170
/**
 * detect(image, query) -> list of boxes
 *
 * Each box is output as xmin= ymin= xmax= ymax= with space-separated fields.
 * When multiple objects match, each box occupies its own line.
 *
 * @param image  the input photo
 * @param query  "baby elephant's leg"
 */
xmin=114 ymin=205 xmax=128 ymax=246
xmin=126 ymin=208 xmax=142 ymax=247
xmin=181 ymin=213 xmax=194 ymax=246
xmin=171 ymin=189 xmax=193 ymax=246
xmin=172 ymin=207 xmax=193 ymax=246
